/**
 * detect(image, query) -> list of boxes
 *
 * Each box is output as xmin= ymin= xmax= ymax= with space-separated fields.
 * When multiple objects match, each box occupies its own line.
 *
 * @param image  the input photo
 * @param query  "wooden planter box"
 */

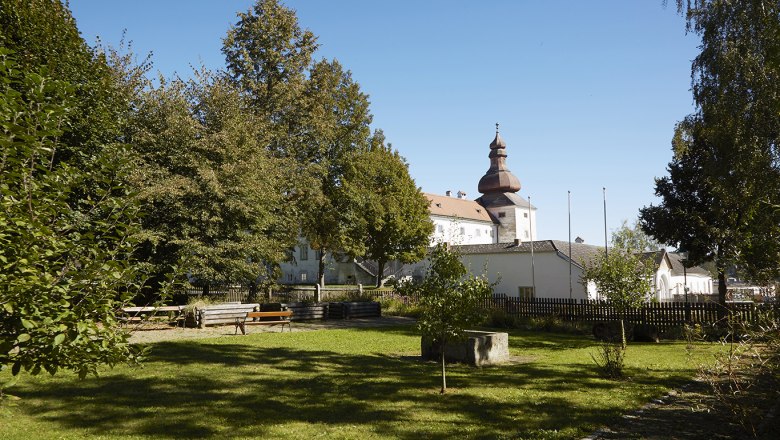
xmin=328 ymin=301 xmax=381 ymax=319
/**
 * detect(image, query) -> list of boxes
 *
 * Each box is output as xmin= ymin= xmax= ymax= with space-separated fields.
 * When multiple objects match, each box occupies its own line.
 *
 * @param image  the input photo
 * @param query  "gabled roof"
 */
xmin=667 ymin=252 xmax=711 ymax=277
xmin=425 ymin=193 xmax=493 ymax=223
xmin=454 ymin=240 xmax=604 ymax=269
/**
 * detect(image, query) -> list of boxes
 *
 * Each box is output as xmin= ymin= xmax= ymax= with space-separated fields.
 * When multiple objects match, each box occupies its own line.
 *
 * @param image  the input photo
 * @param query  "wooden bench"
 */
xmin=235 ymin=311 xmax=293 ymax=335
xmin=197 ymin=303 xmax=260 ymax=328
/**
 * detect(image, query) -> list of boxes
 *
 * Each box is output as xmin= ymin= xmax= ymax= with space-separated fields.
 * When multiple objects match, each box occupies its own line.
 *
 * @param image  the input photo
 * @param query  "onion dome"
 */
xmin=477 ymin=123 xmax=522 ymax=194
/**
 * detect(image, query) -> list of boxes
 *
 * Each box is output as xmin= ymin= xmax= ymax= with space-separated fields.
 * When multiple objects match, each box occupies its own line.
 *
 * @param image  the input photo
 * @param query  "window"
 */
xmin=300 ymin=245 xmax=308 ymax=260
xmin=460 ymin=227 xmax=465 ymax=235
xmin=475 ymin=229 xmax=481 ymax=237
xmin=287 ymin=273 xmax=293 ymax=282
xmin=300 ymin=272 xmax=307 ymax=282
xmin=523 ymin=212 xmax=528 ymax=218
xmin=524 ymin=230 xmax=529 ymax=238
xmin=498 ymin=212 xmax=506 ymax=218
xmin=436 ymin=224 xmax=444 ymax=233
xmin=518 ymin=286 xmax=535 ymax=300
xmin=489 ymin=229 xmax=494 ymax=237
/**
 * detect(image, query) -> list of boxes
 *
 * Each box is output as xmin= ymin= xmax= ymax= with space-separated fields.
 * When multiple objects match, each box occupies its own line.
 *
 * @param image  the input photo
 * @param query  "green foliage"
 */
xmin=591 ymin=343 xmax=626 ymax=379
xmin=611 ymin=219 xmax=661 ymax=253
xmin=642 ymin=0 xmax=780 ymax=305
xmin=402 ymin=244 xmax=494 ymax=392
xmin=129 ymin=71 xmax=299 ymax=287
xmin=223 ymin=0 xmax=317 ymax=122
xmin=344 ymin=144 xmax=434 ymax=287
xmin=582 ymin=247 xmax=654 ymax=356
xmin=0 ymin=50 xmax=142 ymax=382
xmin=223 ymin=1 xmax=383 ymax=287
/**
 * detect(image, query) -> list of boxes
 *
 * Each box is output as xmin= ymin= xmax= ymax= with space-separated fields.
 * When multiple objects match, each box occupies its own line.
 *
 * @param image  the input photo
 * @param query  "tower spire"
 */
xmin=478 ymin=124 xmax=521 ymax=194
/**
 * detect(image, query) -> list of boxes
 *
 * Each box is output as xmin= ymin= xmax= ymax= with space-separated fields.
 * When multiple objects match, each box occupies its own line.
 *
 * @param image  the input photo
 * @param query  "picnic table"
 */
xmin=120 ymin=305 xmax=186 ymax=326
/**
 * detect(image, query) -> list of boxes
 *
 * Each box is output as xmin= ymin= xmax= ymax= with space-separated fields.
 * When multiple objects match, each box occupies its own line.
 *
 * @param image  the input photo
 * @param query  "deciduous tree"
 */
xmin=0 ymin=51 xmax=142 ymax=387
xmin=402 ymin=245 xmax=493 ymax=393
xmin=129 ymin=71 xmax=299 ymax=292
xmin=641 ymin=1 xmax=780 ymax=307
xmin=582 ymin=248 xmax=654 ymax=351
xmin=344 ymin=143 xmax=433 ymax=287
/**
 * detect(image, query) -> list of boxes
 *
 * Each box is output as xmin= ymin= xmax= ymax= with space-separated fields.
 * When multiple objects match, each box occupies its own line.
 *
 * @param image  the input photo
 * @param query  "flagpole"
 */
xmin=568 ymin=190 xmax=572 ymax=299
xmin=529 ymin=196 xmax=536 ymax=297
xmin=603 ymin=187 xmax=608 ymax=259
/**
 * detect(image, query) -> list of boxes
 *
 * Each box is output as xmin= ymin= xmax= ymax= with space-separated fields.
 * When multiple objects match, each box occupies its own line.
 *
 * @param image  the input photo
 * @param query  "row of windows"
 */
xmin=297 ymin=246 xmax=320 ymax=261
xmin=435 ymin=224 xmax=494 ymax=237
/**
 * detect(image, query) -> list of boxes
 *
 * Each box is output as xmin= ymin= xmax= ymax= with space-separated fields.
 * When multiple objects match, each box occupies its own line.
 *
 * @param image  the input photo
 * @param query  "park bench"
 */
xmin=235 ymin=310 xmax=293 ymax=335
xmin=197 ymin=303 xmax=260 ymax=328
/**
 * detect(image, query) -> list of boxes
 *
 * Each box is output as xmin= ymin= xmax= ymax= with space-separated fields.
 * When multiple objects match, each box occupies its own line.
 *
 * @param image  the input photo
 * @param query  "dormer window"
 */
xmin=498 ymin=212 xmax=506 ymax=218
xmin=435 ymin=203 xmax=442 ymax=208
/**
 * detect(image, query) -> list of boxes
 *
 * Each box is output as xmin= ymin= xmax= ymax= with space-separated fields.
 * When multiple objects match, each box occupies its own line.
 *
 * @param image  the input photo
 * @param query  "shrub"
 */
xmin=592 ymin=343 xmax=625 ymax=379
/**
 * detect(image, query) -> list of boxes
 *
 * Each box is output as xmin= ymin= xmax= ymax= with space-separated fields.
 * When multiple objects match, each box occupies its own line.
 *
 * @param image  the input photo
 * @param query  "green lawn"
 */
xmin=0 ymin=326 xmax=714 ymax=439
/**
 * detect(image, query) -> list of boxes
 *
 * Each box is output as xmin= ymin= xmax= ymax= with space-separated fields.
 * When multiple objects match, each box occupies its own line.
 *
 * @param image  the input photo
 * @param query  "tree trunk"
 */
xmin=376 ymin=259 xmax=385 ymax=288
xmin=620 ymin=318 xmax=627 ymax=351
xmin=247 ymin=281 xmax=258 ymax=303
xmin=318 ymin=250 xmax=326 ymax=288
xmin=440 ymin=348 xmax=447 ymax=394
xmin=717 ymin=268 xmax=728 ymax=321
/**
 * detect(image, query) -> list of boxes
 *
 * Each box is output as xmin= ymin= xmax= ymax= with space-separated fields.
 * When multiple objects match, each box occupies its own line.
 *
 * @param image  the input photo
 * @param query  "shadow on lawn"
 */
xmin=14 ymin=334 xmax=693 ymax=439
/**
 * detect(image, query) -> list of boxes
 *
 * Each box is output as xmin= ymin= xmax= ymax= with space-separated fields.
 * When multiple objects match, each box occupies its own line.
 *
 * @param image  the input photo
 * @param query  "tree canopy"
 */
xmin=0 ymin=49 xmax=142 ymax=383
xmin=344 ymin=143 xmax=433 ymax=287
xmin=129 ymin=71 xmax=300 ymax=290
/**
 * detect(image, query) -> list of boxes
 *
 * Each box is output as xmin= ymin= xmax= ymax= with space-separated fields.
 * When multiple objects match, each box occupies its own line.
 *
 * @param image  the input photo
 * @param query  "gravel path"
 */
xmin=126 ymin=316 xmax=416 ymax=344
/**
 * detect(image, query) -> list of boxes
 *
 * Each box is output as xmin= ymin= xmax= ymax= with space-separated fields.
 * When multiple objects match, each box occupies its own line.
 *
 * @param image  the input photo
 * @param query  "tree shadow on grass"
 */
xmin=11 ymin=337 xmax=699 ymax=439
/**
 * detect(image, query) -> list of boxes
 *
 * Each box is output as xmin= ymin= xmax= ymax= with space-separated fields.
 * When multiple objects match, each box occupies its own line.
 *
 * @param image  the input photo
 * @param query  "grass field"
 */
xmin=0 ymin=326 xmax=714 ymax=439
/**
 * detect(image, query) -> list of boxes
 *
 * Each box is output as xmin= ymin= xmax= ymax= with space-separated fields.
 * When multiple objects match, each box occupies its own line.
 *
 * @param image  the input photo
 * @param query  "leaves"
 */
xmin=641 ymin=1 xmax=780 ymax=301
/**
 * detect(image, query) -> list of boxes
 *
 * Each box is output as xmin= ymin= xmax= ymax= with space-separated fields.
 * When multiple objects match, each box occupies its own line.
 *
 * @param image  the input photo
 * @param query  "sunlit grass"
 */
xmin=0 ymin=326 xmax=716 ymax=439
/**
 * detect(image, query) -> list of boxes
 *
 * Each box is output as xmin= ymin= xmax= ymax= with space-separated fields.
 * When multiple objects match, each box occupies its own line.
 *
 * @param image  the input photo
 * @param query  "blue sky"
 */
xmin=70 ymin=0 xmax=699 ymax=246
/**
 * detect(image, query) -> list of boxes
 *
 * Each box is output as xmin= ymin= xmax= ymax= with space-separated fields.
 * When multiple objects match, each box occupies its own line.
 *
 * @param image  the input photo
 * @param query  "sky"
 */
xmin=69 ymin=0 xmax=700 ymax=245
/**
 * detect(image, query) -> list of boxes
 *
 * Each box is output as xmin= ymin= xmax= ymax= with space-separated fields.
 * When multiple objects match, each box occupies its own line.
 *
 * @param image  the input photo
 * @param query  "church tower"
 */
xmin=476 ymin=124 xmax=537 ymax=243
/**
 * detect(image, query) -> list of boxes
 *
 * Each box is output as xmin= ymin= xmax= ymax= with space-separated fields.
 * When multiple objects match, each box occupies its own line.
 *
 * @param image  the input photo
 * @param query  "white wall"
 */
xmin=430 ymin=215 xmax=496 ymax=245
xmin=485 ymin=205 xmax=537 ymax=244
xmin=459 ymin=251 xmax=588 ymax=299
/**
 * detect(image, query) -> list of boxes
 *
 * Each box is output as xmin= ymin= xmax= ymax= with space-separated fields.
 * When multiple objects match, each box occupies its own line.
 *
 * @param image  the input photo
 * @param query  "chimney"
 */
xmin=513 ymin=238 xmax=521 ymax=246
xmin=445 ymin=190 xmax=452 ymax=197
xmin=457 ymin=190 xmax=466 ymax=199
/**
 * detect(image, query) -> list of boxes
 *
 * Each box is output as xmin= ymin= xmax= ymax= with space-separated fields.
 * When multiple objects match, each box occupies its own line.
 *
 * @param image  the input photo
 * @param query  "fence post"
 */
xmin=359 ymin=283 xmax=363 ymax=297
xmin=685 ymin=301 xmax=692 ymax=323
xmin=315 ymin=284 xmax=322 ymax=303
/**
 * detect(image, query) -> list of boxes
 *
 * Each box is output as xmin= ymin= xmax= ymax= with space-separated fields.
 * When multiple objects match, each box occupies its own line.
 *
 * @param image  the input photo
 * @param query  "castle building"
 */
xmin=278 ymin=126 xmax=538 ymax=285
xmin=428 ymin=125 xmax=537 ymax=246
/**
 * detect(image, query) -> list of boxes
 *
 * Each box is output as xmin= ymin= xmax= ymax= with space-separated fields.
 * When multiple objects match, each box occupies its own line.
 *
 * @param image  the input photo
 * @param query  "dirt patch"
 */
xmin=590 ymin=378 xmax=780 ymax=440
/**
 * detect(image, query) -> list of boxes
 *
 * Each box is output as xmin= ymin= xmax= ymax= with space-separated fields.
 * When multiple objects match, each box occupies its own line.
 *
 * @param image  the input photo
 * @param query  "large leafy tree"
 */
xmin=641 ymin=0 xmax=780 ymax=306
xmin=129 ymin=71 xmax=299 ymax=293
xmin=344 ymin=143 xmax=434 ymax=287
xmin=0 ymin=51 xmax=142 ymax=385
xmin=222 ymin=0 xmax=318 ymax=157
xmin=223 ymin=1 xmax=380 ymax=287
xmin=297 ymin=59 xmax=376 ymax=286
xmin=402 ymin=245 xmax=493 ymax=394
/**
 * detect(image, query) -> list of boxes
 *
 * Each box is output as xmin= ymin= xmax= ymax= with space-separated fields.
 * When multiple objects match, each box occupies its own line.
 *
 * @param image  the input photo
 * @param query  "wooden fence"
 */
xmin=182 ymin=284 xmax=370 ymax=303
xmin=486 ymin=296 xmax=779 ymax=330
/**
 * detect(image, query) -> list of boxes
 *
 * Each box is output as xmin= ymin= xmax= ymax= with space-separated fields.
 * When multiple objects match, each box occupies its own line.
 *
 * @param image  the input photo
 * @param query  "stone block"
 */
xmin=421 ymin=330 xmax=509 ymax=366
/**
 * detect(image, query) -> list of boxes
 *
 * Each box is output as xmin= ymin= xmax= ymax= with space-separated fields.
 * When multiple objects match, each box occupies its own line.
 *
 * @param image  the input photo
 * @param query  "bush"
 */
xmin=592 ymin=343 xmax=625 ymax=379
